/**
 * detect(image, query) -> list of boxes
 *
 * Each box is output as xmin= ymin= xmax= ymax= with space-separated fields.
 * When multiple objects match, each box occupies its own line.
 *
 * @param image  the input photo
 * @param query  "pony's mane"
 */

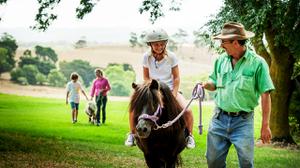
xmin=129 ymin=81 xmax=184 ymax=130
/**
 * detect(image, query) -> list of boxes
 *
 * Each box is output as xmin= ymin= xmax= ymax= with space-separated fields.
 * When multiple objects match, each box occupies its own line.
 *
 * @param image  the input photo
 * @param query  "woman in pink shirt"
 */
xmin=90 ymin=69 xmax=111 ymax=126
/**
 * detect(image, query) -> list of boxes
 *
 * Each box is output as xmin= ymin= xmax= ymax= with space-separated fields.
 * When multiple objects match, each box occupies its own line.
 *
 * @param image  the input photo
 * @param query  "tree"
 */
xmin=129 ymin=31 xmax=147 ymax=49
xmin=0 ymin=48 xmax=12 ymax=76
xmin=74 ymin=36 xmax=87 ymax=49
xmin=172 ymin=28 xmax=188 ymax=47
xmin=59 ymin=60 xmax=95 ymax=87
xmin=21 ymin=65 xmax=40 ymax=85
xmin=129 ymin=32 xmax=139 ymax=48
xmin=48 ymin=69 xmax=66 ymax=87
xmin=35 ymin=45 xmax=58 ymax=63
xmin=18 ymin=50 xmax=56 ymax=76
xmin=0 ymin=33 xmax=18 ymax=74
xmin=0 ymin=0 xmax=183 ymax=31
xmin=74 ymin=39 xmax=87 ymax=49
xmin=104 ymin=64 xmax=136 ymax=96
xmin=195 ymin=0 xmax=300 ymax=143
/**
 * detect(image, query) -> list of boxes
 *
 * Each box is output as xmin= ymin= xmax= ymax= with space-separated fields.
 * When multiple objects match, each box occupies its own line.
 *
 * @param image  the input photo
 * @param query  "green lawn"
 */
xmin=0 ymin=93 xmax=299 ymax=167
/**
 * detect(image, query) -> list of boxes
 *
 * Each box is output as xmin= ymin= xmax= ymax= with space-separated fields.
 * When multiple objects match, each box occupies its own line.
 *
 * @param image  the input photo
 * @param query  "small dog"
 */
xmin=85 ymin=101 xmax=97 ymax=124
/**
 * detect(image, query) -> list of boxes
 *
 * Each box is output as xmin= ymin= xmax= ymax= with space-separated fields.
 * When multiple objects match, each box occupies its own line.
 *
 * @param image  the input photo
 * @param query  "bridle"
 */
xmin=138 ymin=83 xmax=205 ymax=134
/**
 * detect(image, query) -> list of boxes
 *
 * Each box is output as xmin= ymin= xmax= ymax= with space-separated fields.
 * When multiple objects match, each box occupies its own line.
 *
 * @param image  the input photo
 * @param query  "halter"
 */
xmin=138 ymin=105 xmax=162 ymax=126
xmin=138 ymin=83 xmax=205 ymax=134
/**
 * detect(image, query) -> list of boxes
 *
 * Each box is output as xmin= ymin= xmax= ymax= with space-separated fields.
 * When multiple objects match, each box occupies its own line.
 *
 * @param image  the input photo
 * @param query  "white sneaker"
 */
xmin=186 ymin=135 xmax=196 ymax=149
xmin=125 ymin=133 xmax=135 ymax=147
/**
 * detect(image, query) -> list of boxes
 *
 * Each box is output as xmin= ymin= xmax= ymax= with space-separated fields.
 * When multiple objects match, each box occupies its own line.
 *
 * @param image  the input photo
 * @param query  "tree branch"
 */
xmin=251 ymin=33 xmax=272 ymax=66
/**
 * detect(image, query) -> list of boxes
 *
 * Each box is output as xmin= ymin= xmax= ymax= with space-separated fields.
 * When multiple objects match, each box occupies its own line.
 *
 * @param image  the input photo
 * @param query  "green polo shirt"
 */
xmin=209 ymin=48 xmax=275 ymax=112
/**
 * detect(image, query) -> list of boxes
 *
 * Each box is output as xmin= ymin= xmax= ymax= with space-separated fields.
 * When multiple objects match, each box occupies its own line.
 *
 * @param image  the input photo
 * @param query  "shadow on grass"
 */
xmin=0 ymin=131 xmax=145 ymax=168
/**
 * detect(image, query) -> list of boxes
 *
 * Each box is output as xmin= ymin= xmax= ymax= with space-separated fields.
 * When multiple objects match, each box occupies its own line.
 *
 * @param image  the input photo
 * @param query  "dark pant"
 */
xmin=95 ymin=95 xmax=108 ymax=124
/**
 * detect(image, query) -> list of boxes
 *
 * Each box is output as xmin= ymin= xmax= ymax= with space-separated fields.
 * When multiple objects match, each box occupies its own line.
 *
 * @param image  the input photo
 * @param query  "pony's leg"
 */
xmin=166 ymin=157 xmax=177 ymax=168
xmin=144 ymin=154 xmax=165 ymax=168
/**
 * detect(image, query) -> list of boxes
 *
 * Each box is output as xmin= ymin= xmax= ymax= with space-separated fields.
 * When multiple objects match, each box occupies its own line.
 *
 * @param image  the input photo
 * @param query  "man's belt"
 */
xmin=220 ymin=109 xmax=248 ymax=117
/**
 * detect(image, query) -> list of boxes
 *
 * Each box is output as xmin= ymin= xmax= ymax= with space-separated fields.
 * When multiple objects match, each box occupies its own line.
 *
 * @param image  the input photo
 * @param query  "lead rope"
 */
xmin=154 ymin=83 xmax=205 ymax=132
xmin=195 ymin=83 xmax=205 ymax=135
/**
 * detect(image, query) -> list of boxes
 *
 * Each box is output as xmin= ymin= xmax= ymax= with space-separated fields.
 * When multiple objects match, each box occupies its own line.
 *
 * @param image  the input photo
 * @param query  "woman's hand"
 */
xmin=172 ymin=90 xmax=178 ymax=98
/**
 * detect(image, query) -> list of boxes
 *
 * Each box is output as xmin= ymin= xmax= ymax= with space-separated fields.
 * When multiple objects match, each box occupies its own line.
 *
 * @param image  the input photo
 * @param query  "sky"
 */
xmin=0 ymin=0 xmax=222 ymax=43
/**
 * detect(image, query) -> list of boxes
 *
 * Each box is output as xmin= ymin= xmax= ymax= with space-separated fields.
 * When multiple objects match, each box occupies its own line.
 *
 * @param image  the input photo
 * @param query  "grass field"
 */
xmin=0 ymin=93 xmax=299 ymax=168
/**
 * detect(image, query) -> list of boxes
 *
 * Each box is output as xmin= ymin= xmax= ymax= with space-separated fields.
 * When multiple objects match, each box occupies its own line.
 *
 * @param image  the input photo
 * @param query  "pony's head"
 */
xmin=129 ymin=79 xmax=183 ymax=139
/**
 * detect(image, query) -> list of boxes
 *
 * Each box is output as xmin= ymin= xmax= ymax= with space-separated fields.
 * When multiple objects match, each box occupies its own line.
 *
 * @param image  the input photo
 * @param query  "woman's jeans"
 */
xmin=206 ymin=107 xmax=254 ymax=168
xmin=95 ymin=95 xmax=107 ymax=124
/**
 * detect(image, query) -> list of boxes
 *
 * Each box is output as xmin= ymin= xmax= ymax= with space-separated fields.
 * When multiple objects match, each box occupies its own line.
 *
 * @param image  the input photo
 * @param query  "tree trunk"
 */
xmin=270 ymin=56 xmax=294 ymax=143
xmin=260 ymin=24 xmax=296 ymax=144
xmin=269 ymin=49 xmax=296 ymax=143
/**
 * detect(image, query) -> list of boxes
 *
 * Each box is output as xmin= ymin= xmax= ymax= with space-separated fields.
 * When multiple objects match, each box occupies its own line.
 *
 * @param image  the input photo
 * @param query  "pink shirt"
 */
xmin=90 ymin=77 xmax=111 ymax=97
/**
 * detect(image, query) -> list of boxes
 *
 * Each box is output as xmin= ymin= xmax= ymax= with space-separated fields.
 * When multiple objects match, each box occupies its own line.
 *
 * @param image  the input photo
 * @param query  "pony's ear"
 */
xmin=150 ymin=79 xmax=160 ymax=90
xmin=132 ymin=82 xmax=138 ymax=89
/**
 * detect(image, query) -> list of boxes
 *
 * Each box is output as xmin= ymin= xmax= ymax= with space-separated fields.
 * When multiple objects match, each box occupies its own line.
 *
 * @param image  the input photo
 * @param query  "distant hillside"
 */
xmin=16 ymin=44 xmax=217 ymax=81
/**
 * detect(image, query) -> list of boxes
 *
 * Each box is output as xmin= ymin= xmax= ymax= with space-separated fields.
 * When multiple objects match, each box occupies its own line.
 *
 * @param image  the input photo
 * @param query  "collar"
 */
xmin=225 ymin=47 xmax=250 ymax=60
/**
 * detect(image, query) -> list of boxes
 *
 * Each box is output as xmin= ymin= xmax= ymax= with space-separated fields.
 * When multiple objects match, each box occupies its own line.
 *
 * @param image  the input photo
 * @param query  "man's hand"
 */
xmin=201 ymin=81 xmax=216 ymax=91
xmin=260 ymin=92 xmax=272 ymax=144
xmin=261 ymin=125 xmax=272 ymax=144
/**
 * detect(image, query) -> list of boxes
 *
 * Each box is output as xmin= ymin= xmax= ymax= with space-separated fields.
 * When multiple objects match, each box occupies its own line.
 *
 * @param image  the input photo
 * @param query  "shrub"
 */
xmin=36 ymin=73 xmax=47 ymax=85
xmin=17 ymin=77 xmax=28 ymax=85
xmin=22 ymin=65 xmax=39 ymax=85
xmin=48 ymin=69 xmax=66 ymax=87
xmin=104 ymin=64 xmax=136 ymax=96
xmin=19 ymin=55 xmax=56 ymax=76
xmin=59 ymin=60 xmax=94 ymax=87
xmin=109 ymin=81 xmax=131 ymax=96
xmin=10 ymin=68 xmax=24 ymax=82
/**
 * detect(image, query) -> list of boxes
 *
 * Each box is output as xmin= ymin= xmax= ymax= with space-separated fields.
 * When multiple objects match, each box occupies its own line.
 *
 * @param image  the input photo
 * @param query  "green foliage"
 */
xmin=1 ymin=0 xmax=183 ymax=30
xmin=198 ymin=0 xmax=300 ymax=59
xmin=75 ymin=0 xmax=97 ymax=19
xmin=129 ymin=31 xmax=147 ymax=49
xmin=29 ymin=0 xmax=100 ymax=31
xmin=22 ymin=65 xmax=39 ymax=85
xmin=139 ymin=0 xmax=164 ymax=24
xmin=109 ymin=81 xmax=131 ymax=96
xmin=18 ymin=54 xmax=56 ymax=76
xmin=47 ymin=69 xmax=67 ymax=87
xmin=104 ymin=64 xmax=136 ymax=96
xmin=35 ymin=45 xmax=58 ymax=63
xmin=0 ymin=47 xmax=12 ymax=76
xmin=172 ymin=28 xmax=188 ymax=45
xmin=139 ymin=0 xmax=182 ymax=24
xmin=292 ymin=60 xmax=300 ymax=79
xmin=11 ymin=65 xmax=40 ymax=85
xmin=37 ymin=61 xmax=56 ymax=75
xmin=129 ymin=32 xmax=139 ymax=48
xmin=0 ymin=0 xmax=8 ymax=5
xmin=107 ymin=63 xmax=135 ymax=72
xmin=289 ymin=75 xmax=300 ymax=140
xmin=0 ymin=33 xmax=17 ymax=73
xmin=10 ymin=68 xmax=24 ymax=82
xmin=167 ymin=38 xmax=178 ymax=51
xmin=59 ymin=60 xmax=94 ymax=87
xmin=36 ymin=73 xmax=47 ymax=85
xmin=74 ymin=39 xmax=87 ymax=49
xmin=16 ymin=77 xmax=28 ymax=85
xmin=18 ymin=55 xmax=39 ymax=67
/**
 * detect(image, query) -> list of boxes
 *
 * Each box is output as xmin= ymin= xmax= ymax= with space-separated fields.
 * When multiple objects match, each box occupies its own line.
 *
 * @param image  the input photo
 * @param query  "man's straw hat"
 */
xmin=213 ymin=22 xmax=255 ymax=40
